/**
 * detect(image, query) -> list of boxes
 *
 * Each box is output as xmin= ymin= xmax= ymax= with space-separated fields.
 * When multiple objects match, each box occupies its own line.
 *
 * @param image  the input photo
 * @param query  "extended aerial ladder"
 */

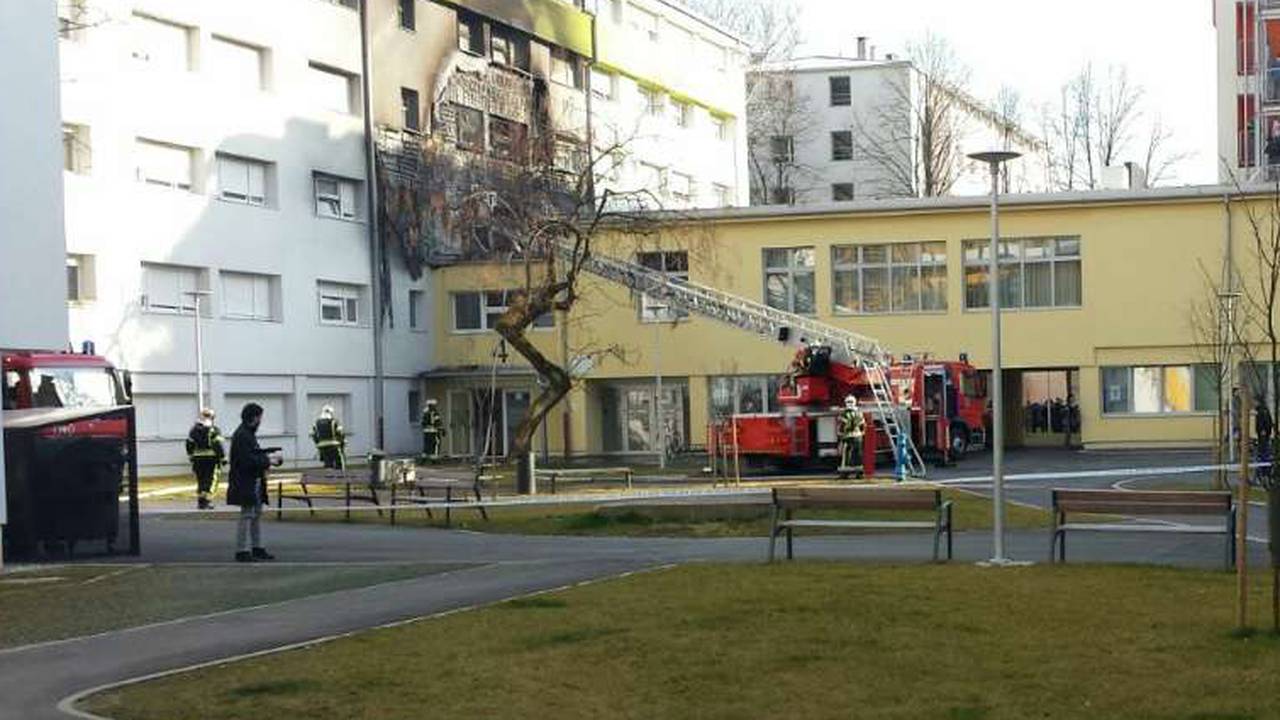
xmin=558 ymin=244 xmax=927 ymax=478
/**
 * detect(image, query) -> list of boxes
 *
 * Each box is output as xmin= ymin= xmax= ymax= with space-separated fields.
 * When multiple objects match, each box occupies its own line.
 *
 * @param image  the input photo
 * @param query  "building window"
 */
xmin=832 ymin=183 xmax=854 ymax=201
xmin=490 ymin=27 xmax=530 ymax=71
xmin=409 ymin=289 xmax=425 ymax=330
xmin=401 ymin=87 xmax=420 ymax=131
xmin=638 ymin=162 xmax=666 ymax=197
xmin=222 ymin=271 xmax=278 ymax=321
xmin=829 ymin=76 xmax=851 ymax=106
xmin=590 ymin=67 xmax=615 ymax=100
xmin=133 ymin=394 xmax=200 ymax=439
xmin=710 ymin=375 xmax=781 ymax=418
xmin=209 ymin=36 xmax=264 ymax=92
xmin=551 ymin=48 xmax=584 ymax=89
xmin=317 ymin=282 xmax=363 ymax=326
xmin=398 ymin=0 xmax=415 ymax=31
xmin=452 ymin=290 xmax=553 ymax=332
xmin=458 ymin=11 xmax=484 ymax=55
xmin=489 ymin=116 xmax=528 ymax=162
xmin=455 ymin=106 xmax=484 ymax=151
xmin=141 ymin=262 xmax=202 ymax=314
xmin=132 ymin=14 xmax=191 ymax=70
xmin=63 ymin=124 xmax=91 ymax=175
xmin=763 ymin=247 xmax=815 ymax=313
xmin=637 ymin=251 xmax=689 ymax=322
xmin=408 ymin=390 xmax=422 ymax=424
xmin=831 ymin=130 xmax=853 ymax=161
xmin=832 ymin=242 xmax=946 ymax=315
xmin=66 ymin=254 xmax=96 ymax=303
xmin=770 ymin=135 xmax=794 ymax=163
xmin=963 ymin=236 xmax=1082 ymax=309
xmin=643 ymin=87 xmax=665 ymax=117
xmin=713 ymin=183 xmax=732 ymax=207
xmin=308 ymin=63 xmax=355 ymax=114
xmin=1101 ymin=365 xmax=1218 ymax=415
xmin=713 ymin=116 xmax=731 ymax=141
xmin=313 ymin=173 xmax=359 ymax=219
xmin=217 ymin=154 xmax=268 ymax=206
xmin=553 ymin=137 xmax=585 ymax=175
xmin=674 ymin=100 xmax=693 ymax=128
xmin=135 ymin=138 xmax=194 ymax=191
xmin=668 ymin=172 xmax=694 ymax=205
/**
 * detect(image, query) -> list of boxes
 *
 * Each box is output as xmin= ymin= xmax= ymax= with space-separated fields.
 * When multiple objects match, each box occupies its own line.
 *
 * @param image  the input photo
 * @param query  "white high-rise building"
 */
xmin=57 ymin=0 xmax=429 ymax=472
xmin=1214 ymin=0 xmax=1280 ymax=181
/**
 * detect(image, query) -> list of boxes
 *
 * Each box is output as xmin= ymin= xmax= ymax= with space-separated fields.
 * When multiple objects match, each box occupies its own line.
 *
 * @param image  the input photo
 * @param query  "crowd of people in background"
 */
xmin=1025 ymin=396 xmax=1080 ymax=435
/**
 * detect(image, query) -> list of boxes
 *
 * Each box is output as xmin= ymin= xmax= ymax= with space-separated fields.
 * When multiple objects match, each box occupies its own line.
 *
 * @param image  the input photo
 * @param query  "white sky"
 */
xmin=794 ymin=0 xmax=1218 ymax=185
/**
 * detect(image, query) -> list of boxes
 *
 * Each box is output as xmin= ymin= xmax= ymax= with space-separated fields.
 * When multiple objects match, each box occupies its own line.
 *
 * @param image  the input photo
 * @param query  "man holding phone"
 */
xmin=228 ymin=402 xmax=283 ymax=562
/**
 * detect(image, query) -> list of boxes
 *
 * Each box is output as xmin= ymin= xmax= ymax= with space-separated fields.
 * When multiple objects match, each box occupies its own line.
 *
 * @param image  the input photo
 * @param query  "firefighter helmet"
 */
xmin=844 ymin=395 xmax=857 ymax=410
xmin=426 ymin=398 xmax=438 ymax=407
xmin=199 ymin=407 xmax=215 ymax=421
xmin=321 ymin=405 xmax=335 ymax=419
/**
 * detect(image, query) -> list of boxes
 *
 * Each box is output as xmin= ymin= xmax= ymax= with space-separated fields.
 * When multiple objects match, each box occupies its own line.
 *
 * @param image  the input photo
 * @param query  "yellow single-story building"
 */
xmin=422 ymin=185 xmax=1276 ymax=460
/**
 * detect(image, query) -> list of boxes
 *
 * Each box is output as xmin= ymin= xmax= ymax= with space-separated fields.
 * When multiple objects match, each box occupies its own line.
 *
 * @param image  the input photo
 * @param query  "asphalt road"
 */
xmin=1 ymin=447 xmax=1275 ymax=719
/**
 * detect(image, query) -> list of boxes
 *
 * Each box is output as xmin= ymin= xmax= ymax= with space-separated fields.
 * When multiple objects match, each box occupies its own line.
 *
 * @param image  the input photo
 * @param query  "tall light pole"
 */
xmin=184 ymin=290 xmax=213 ymax=411
xmin=969 ymin=150 xmax=1021 ymax=566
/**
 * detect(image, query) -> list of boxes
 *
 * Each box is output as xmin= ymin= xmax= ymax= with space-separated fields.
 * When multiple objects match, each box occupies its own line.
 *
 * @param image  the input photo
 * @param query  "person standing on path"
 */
xmin=228 ymin=402 xmax=281 ymax=563
xmin=420 ymin=398 xmax=445 ymax=463
xmin=837 ymin=395 xmax=865 ymax=479
xmin=185 ymin=408 xmax=224 ymax=510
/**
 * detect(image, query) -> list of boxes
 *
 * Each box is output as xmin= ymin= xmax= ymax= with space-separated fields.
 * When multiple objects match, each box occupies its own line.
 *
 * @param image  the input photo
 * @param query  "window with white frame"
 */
xmin=636 ymin=251 xmax=688 ymax=322
xmin=409 ymin=289 xmax=425 ymax=330
xmin=66 ymin=254 xmax=96 ymax=303
xmin=713 ymin=116 xmax=731 ymax=141
xmin=642 ymin=87 xmax=664 ymax=117
xmin=1101 ymin=365 xmax=1218 ymax=415
xmin=551 ymin=48 xmax=584 ymax=89
xmin=832 ymin=242 xmax=947 ymax=315
xmin=317 ymin=281 xmax=363 ymax=325
xmin=490 ymin=26 xmax=530 ymax=71
xmin=590 ymin=67 xmax=615 ymax=100
xmin=132 ymin=14 xmax=191 ymax=70
xmin=452 ymin=290 xmax=553 ymax=332
xmin=313 ymin=173 xmax=359 ymax=219
xmin=963 ymin=236 xmax=1082 ymax=309
xmin=673 ymin=100 xmax=693 ymax=128
xmin=226 ymin=393 xmax=288 ymax=435
xmin=135 ymin=139 xmax=194 ymax=191
xmin=217 ymin=154 xmax=268 ymax=206
xmin=457 ymin=11 xmax=484 ymax=54
xmin=141 ymin=262 xmax=201 ymax=314
xmin=709 ymin=375 xmax=781 ymax=417
xmin=712 ymin=183 xmax=732 ymax=207
xmin=134 ymin=394 xmax=198 ymax=439
xmin=222 ymin=271 xmax=277 ymax=321
xmin=308 ymin=63 xmax=354 ymax=114
xmin=763 ymin=247 xmax=815 ymax=313
xmin=401 ymin=87 xmax=420 ymax=130
xmin=553 ymin=137 xmax=584 ymax=174
xmin=63 ymin=124 xmax=90 ymax=175
xmin=668 ymin=172 xmax=693 ymax=205
xmin=209 ymin=36 xmax=264 ymax=92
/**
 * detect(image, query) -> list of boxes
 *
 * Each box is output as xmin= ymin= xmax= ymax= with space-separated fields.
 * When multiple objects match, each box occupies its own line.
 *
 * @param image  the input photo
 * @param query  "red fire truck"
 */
xmin=2 ymin=349 xmax=132 ymax=437
xmin=713 ymin=346 xmax=988 ymax=475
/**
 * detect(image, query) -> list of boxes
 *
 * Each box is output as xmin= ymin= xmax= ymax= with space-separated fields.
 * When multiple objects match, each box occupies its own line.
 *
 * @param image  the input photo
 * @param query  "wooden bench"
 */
xmin=1050 ymin=489 xmax=1235 ymax=568
xmin=768 ymin=486 xmax=953 ymax=562
xmin=392 ymin=476 xmax=489 ymax=527
xmin=534 ymin=467 xmax=634 ymax=494
xmin=275 ymin=469 xmax=382 ymax=522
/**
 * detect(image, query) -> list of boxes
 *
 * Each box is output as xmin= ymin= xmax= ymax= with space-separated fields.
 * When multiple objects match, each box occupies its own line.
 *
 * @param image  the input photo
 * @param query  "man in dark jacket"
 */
xmin=227 ymin=402 xmax=281 ymax=562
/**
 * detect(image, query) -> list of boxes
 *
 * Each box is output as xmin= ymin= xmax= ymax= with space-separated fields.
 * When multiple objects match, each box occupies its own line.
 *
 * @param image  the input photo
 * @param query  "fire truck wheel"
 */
xmin=949 ymin=424 xmax=970 ymax=460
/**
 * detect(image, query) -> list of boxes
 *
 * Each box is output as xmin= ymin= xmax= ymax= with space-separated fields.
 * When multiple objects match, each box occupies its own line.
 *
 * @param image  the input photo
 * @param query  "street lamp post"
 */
xmin=968 ymin=150 xmax=1021 ymax=566
xmin=184 ymin=290 xmax=213 ymax=411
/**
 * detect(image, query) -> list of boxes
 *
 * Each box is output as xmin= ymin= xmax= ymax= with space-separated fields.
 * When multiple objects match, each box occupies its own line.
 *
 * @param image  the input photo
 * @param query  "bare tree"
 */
xmin=853 ymin=32 xmax=970 ymax=198
xmin=680 ymin=0 xmax=801 ymax=65
xmin=745 ymin=71 xmax=821 ymax=205
xmin=994 ymin=85 xmax=1023 ymax=192
xmin=1237 ymin=183 xmax=1280 ymax=464
xmin=1142 ymin=115 xmax=1194 ymax=187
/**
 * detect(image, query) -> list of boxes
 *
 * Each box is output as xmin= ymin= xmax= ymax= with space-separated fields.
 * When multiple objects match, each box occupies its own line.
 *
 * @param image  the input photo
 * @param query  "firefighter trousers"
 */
xmin=839 ymin=437 xmax=863 ymax=475
xmin=192 ymin=459 xmax=218 ymax=496
xmin=422 ymin=432 xmax=440 ymax=458
xmin=319 ymin=446 xmax=345 ymax=470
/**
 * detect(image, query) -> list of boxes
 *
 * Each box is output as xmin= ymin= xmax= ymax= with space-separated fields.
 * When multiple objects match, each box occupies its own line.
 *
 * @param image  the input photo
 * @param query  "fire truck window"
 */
xmin=30 ymin=368 xmax=118 ymax=408
xmin=3 ymin=370 xmax=19 ymax=410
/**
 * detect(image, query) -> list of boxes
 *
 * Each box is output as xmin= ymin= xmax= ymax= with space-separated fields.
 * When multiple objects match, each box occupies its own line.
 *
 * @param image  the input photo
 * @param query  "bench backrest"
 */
xmin=1052 ymin=489 xmax=1231 ymax=516
xmin=301 ymin=469 xmax=375 ymax=486
xmin=772 ymin=486 xmax=940 ymax=511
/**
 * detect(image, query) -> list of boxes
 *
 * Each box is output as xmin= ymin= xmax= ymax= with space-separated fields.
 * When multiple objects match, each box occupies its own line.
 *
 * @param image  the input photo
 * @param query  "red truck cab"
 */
xmin=2 ymin=350 xmax=131 ymax=438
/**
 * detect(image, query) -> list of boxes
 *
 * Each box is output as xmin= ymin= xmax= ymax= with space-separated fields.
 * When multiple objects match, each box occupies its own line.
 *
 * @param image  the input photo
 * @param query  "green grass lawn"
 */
xmin=0 ymin=563 xmax=463 ymax=649
xmin=273 ymin=488 xmax=1052 ymax=537
xmin=85 ymin=563 xmax=1280 ymax=720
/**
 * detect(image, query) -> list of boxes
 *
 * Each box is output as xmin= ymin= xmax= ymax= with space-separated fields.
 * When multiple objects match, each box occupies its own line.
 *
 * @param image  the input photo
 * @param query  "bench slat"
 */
xmin=1056 ymin=501 xmax=1233 ymax=515
xmin=779 ymin=520 xmax=937 ymax=529
xmin=774 ymin=486 xmax=940 ymax=510
xmin=1058 ymin=522 xmax=1229 ymax=534
xmin=1054 ymin=489 xmax=1230 ymax=504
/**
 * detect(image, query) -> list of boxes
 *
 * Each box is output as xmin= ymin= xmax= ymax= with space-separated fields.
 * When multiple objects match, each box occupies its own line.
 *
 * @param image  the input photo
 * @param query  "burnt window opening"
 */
xmin=457 ymin=12 xmax=484 ymax=55
xmin=489 ymin=116 xmax=528 ymax=162
xmin=455 ymin=105 xmax=484 ymax=151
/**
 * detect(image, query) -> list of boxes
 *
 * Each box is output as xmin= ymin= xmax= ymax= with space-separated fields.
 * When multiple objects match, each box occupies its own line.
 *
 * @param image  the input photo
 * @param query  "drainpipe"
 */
xmin=359 ymin=0 xmax=386 ymax=450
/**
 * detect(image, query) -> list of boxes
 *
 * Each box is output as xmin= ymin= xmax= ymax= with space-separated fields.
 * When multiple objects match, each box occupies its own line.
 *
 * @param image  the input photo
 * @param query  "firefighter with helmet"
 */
xmin=185 ymin=408 xmax=225 ymax=510
xmin=310 ymin=405 xmax=346 ymax=469
xmin=421 ymin=398 xmax=445 ymax=462
xmin=837 ymin=395 xmax=866 ymax=479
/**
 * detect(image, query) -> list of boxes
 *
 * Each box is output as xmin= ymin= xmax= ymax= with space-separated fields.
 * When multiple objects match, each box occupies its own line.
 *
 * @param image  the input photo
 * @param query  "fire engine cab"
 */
xmin=2 ymin=349 xmax=132 ymax=438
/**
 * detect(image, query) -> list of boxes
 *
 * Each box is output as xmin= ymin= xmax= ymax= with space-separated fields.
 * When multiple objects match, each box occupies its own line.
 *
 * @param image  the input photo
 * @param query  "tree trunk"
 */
xmin=495 ymin=318 xmax=571 ymax=494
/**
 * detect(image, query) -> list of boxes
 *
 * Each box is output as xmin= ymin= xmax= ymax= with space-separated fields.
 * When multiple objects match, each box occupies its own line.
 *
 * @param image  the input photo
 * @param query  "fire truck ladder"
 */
xmin=563 ymin=244 xmax=927 ymax=478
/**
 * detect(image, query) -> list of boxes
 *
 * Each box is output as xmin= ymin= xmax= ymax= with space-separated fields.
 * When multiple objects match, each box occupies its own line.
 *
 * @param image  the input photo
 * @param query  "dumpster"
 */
xmin=2 ymin=405 xmax=139 ymax=559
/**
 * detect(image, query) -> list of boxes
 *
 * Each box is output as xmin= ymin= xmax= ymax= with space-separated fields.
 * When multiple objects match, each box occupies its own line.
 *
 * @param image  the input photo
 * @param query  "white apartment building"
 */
xmin=1215 ymin=0 xmax=1280 ymax=181
xmin=749 ymin=53 xmax=1046 ymax=204
xmin=58 ymin=0 xmax=430 ymax=472
xmin=589 ymin=0 xmax=750 ymax=209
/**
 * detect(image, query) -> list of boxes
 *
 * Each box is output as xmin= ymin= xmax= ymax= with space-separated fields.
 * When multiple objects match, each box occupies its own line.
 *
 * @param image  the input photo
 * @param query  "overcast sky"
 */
xmin=794 ymin=0 xmax=1217 ymax=185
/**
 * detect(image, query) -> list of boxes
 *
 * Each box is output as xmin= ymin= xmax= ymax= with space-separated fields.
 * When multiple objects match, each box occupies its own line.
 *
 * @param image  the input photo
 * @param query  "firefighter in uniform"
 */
xmin=837 ymin=395 xmax=866 ymax=479
xmin=310 ymin=405 xmax=346 ymax=470
xmin=185 ymin=408 xmax=225 ymax=510
xmin=420 ymin=398 xmax=445 ymax=462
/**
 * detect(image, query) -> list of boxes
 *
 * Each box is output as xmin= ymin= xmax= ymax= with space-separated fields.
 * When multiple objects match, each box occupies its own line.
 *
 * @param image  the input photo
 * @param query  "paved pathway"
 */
xmin=3 ymin=446 xmax=1274 ymax=719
